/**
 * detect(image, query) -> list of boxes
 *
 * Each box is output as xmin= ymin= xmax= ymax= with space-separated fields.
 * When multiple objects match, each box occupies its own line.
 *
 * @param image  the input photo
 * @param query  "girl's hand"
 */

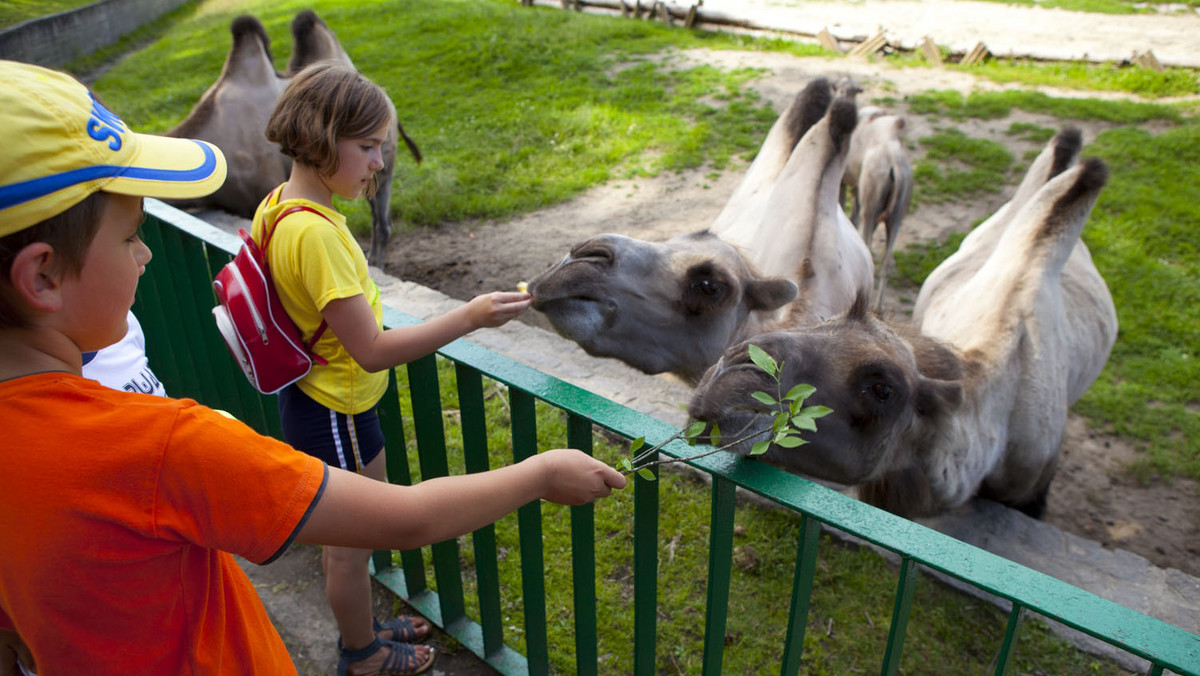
xmin=466 ymin=291 xmax=532 ymax=328
xmin=534 ymin=448 xmax=627 ymax=506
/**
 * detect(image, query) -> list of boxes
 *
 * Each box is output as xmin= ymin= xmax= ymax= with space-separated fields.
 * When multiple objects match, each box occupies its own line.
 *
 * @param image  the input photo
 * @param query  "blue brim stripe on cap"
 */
xmin=0 ymin=140 xmax=218 ymax=209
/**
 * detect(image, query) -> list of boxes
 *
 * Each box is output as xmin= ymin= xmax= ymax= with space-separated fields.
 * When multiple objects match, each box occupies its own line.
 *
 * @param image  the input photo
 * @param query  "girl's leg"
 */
xmin=332 ymin=450 xmax=435 ymax=673
xmin=326 ymin=449 xmax=388 ymax=650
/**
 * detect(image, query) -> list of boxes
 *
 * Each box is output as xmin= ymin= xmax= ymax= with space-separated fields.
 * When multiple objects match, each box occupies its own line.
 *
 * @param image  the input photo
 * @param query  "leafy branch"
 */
xmin=616 ymin=344 xmax=832 ymax=480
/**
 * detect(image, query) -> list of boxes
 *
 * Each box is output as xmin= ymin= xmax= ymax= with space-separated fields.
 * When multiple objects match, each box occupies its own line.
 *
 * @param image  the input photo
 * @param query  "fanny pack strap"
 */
xmin=259 ymin=187 xmax=334 ymax=364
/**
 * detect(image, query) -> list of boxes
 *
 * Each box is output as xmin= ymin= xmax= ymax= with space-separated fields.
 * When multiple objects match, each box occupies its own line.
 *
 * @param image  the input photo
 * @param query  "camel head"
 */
xmin=528 ymin=230 xmax=797 ymax=384
xmin=687 ymin=294 xmax=964 ymax=492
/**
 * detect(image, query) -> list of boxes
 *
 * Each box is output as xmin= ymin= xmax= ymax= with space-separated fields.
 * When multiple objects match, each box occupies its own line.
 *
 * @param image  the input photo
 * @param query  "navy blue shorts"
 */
xmin=278 ymin=384 xmax=385 ymax=472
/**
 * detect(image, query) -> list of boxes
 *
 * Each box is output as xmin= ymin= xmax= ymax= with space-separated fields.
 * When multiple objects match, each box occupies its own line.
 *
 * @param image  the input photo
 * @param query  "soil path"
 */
xmin=381 ymin=46 xmax=1200 ymax=578
xmin=687 ymin=0 xmax=1200 ymax=67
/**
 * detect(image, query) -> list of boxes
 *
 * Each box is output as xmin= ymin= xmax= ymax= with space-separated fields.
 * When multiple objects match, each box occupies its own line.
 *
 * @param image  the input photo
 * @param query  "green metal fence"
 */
xmin=137 ymin=201 xmax=1199 ymax=676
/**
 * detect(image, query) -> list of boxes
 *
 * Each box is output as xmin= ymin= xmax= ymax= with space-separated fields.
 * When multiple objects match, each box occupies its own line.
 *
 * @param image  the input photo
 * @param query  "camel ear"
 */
xmin=914 ymin=375 xmax=963 ymax=418
xmin=744 ymin=278 xmax=798 ymax=312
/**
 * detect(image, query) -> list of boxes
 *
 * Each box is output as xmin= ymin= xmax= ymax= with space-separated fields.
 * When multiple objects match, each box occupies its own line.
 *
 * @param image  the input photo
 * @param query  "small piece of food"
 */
xmin=517 ymin=281 xmax=529 ymax=294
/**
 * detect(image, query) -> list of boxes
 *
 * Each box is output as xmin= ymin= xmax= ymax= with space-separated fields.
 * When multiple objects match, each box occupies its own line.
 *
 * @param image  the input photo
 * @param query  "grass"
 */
xmin=392 ymin=358 xmax=1131 ymax=675
xmin=82 ymin=0 xmax=823 ymax=230
xmin=0 ymin=0 xmax=97 ymax=29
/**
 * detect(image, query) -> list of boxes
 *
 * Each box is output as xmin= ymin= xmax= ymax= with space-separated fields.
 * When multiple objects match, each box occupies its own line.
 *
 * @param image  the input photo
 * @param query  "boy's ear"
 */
xmin=7 ymin=243 xmax=65 ymax=313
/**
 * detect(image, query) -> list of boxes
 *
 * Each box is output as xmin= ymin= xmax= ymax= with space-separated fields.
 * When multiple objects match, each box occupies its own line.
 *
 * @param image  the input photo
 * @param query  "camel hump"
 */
xmin=230 ymin=14 xmax=271 ymax=56
xmin=781 ymin=77 xmax=832 ymax=152
xmin=291 ymin=9 xmax=320 ymax=35
xmin=1047 ymin=157 xmax=1108 ymax=230
xmin=827 ymin=96 xmax=858 ymax=153
xmin=1049 ymin=126 xmax=1083 ymax=179
xmin=289 ymin=9 xmax=347 ymax=74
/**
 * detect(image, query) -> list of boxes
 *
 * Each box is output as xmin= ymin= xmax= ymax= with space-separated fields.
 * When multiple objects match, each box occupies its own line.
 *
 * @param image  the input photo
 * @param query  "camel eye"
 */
xmin=691 ymin=278 xmax=722 ymax=297
xmin=869 ymin=381 xmax=893 ymax=401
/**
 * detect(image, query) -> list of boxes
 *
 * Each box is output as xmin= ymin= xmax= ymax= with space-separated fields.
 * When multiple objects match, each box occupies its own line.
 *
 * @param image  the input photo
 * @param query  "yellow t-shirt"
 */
xmin=251 ymin=186 xmax=388 ymax=414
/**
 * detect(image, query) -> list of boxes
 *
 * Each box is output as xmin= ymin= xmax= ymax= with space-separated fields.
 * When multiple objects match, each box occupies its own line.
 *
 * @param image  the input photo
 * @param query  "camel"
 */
xmin=841 ymin=106 xmax=914 ymax=313
xmin=166 ymin=10 xmax=421 ymax=265
xmin=687 ymin=128 xmax=1118 ymax=519
xmin=527 ymin=78 xmax=873 ymax=385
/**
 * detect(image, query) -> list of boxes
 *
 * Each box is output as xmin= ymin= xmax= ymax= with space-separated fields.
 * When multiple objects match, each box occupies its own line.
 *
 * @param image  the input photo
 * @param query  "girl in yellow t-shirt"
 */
xmin=257 ymin=62 xmax=531 ymax=676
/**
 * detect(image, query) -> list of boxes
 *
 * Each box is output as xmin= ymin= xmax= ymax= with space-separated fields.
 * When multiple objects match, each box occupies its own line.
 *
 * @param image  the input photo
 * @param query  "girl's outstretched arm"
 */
xmin=296 ymin=448 xmax=626 ymax=551
xmin=320 ymin=291 xmax=531 ymax=372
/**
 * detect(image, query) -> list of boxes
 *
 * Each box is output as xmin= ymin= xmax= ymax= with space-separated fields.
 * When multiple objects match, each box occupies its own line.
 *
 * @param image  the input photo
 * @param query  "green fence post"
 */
xmin=633 ymin=458 xmax=659 ymax=675
xmin=702 ymin=476 xmax=736 ymax=676
xmin=455 ymin=363 xmax=505 ymax=658
xmin=780 ymin=514 xmax=821 ymax=675
xmin=407 ymin=354 xmax=465 ymax=627
xmin=992 ymin=604 xmax=1026 ymax=676
xmin=511 ymin=389 xmax=548 ymax=676
xmin=881 ymin=556 xmax=919 ymax=676
xmin=568 ymin=413 xmax=598 ymax=676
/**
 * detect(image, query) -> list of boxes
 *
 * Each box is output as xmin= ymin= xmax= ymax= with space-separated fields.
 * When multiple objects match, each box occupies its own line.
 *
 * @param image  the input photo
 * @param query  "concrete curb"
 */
xmin=0 ymin=0 xmax=192 ymax=68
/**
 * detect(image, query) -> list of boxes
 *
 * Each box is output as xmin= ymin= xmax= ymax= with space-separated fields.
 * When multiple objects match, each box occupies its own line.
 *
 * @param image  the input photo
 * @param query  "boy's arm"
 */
xmin=295 ymin=448 xmax=625 ymax=551
xmin=321 ymin=291 xmax=531 ymax=372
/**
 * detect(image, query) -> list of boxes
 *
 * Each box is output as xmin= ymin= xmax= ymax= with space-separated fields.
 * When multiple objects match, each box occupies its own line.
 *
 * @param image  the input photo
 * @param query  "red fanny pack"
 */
xmin=212 ymin=194 xmax=332 ymax=394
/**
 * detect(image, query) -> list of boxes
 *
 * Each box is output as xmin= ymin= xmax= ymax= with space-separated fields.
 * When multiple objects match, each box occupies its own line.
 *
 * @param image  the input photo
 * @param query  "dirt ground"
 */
xmin=380 ymin=51 xmax=1200 ymax=578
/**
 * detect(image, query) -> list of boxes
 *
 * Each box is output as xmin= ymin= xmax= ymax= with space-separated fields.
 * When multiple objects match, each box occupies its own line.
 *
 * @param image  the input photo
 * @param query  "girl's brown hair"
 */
xmin=266 ymin=61 xmax=395 ymax=197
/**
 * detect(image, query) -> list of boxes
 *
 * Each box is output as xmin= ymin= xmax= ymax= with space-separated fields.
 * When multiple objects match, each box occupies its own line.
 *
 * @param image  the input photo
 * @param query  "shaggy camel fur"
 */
xmin=688 ymin=128 xmax=1117 ymax=518
xmin=528 ymin=78 xmax=873 ymax=384
xmin=167 ymin=11 xmax=420 ymax=265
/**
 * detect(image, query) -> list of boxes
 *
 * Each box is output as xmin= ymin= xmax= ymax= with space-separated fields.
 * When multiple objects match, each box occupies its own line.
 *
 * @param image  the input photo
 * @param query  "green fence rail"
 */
xmin=138 ymin=200 xmax=1200 ymax=676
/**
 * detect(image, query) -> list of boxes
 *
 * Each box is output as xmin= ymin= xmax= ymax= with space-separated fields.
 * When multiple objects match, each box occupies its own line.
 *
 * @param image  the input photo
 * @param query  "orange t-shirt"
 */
xmin=0 ymin=373 xmax=327 ymax=675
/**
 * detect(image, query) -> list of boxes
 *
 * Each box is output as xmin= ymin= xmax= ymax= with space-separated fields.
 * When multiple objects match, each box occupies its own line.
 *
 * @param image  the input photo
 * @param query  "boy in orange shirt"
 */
xmin=0 ymin=60 xmax=625 ymax=676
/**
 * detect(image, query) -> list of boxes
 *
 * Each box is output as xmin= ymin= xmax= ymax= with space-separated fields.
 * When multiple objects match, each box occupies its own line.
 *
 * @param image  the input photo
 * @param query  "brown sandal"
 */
xmin=374 ymin=616 xmax=430 ymax=643
xmin=338 ymin=638 xmax=435 ymax=676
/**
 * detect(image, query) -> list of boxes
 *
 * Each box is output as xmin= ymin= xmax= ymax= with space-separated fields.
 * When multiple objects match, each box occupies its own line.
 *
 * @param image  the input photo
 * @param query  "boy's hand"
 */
xmin=535 ymin=448 xmax=627 ymax=506
xmin=466 ymin=291 xmax=532 ymax=329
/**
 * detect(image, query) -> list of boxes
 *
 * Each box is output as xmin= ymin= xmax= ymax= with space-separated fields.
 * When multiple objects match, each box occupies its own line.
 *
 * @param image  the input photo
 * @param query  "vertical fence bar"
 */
xmin=407 ymin=354 xmax=465 ymax=626
xmin=780 ymin=514 xmax=822 ymax=675
xmin=567 ymin=413 xmax=598 ymax=676
xmin=455 ymin=363 xmax=505 ymax=657
xmin=156 ymin=224 xmax=222 ymax=407
xmin=880 ymin=556 xmax=920 ymax=676
xmin=993 ymin=605 xmax=1026 ymax=675
xmin=633 ymin=458 xmax=659 ymax=676
xmin=510 ymin=389 xmax=549 ymax=675
xmin=702 ymin=476 xmax=736 ymax=676
xmin=374 ymin=369 xmax=417 ymax=587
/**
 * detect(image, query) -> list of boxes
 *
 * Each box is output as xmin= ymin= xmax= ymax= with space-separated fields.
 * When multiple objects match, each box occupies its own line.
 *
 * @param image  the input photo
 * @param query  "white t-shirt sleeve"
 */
xmin=81 ymin=311 xmax=168 ymax=397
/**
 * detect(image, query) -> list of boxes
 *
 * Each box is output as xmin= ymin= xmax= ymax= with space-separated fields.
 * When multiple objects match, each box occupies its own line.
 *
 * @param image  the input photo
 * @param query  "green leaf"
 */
xmin=618 ymin=458 xmax=633 ymax=471
xmin=750 ymin=441 xmax=770 ymax=456
xmin=784 ymin=383 xmax=816 ymax=402
xmin=637 ymin=468 xmax=657 ymax=481
xmin=790 ymin=414 xmax=818 ymax=432
xmin=709 ymin=422 xmax=721 ymax=447
xmin=630 ymin=436 xmax=645 ymax=453
xmin=774 ymin=435 xmax=807 ymax=448
xmin=772 ymin=415 xmax=787 ymax=435
xmin=685 ymin=421 xmax=707 ymax=440
xmin=805 ymin=405 xmax=834 ymax=419
xmin=747 ymin=344 xmax=778 ymax=377
xmin=751 ymin=391 xmax=777 ymax=406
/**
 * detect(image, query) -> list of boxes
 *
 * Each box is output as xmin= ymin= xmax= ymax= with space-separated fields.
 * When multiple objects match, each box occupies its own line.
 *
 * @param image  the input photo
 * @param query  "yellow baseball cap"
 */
xmin=0 ymin=60 xmax=227 ymax=237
